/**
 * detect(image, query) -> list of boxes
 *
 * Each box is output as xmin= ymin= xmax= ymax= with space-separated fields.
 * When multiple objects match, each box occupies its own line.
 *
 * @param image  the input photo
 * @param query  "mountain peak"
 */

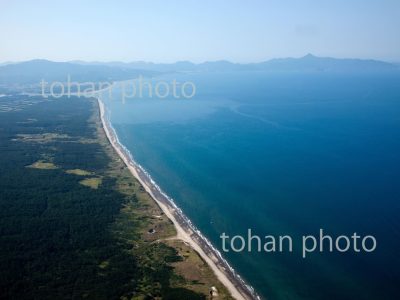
xmin=302 ymin=53 xmax=316 ymax=59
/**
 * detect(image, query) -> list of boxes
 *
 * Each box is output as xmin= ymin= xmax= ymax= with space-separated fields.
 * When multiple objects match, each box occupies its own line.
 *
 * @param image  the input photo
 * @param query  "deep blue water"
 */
xmin=101 ymin=71 xmax=400 ymax=300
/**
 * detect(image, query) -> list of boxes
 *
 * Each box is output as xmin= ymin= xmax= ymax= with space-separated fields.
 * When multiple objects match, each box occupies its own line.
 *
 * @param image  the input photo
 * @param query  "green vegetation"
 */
xmin=0 ymin=95 xmax=231 ymax=299
xmin=26 ymin=160 xmax=58 ymax=169
xmin=15 ymin=132 xmax=72 ymax=143
xmin=66 ymin=169 xmax=93 ymax=176
xmin=79 ymin=177 xmax=103 ymax=189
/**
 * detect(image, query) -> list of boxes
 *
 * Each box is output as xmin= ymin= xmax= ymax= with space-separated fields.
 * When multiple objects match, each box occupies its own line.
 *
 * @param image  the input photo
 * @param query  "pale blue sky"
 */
xmin=1 ymin=0 xmax=399 ymax=63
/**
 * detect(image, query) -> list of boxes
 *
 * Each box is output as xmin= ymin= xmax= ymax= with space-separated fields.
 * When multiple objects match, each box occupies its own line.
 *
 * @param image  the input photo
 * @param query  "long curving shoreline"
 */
xmin=97 ymin=98 xmax=261 ymax=300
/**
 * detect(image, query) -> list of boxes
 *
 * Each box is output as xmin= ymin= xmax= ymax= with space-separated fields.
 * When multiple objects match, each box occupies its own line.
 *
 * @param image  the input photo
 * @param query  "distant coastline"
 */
xmin=1 ymin=54 xmax=398 ymax=86
xmin=97 ymin=97 xmax=261 ymax=300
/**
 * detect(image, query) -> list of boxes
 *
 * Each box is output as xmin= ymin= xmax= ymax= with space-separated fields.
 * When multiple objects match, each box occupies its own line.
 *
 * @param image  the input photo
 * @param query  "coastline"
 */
xmin=97 ymin=97 xmax=261 ymax=300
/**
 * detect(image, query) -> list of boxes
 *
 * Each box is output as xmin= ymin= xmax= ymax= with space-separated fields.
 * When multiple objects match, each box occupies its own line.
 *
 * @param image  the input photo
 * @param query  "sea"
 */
xmin=100 ymin=70 xmax=400 ymax=300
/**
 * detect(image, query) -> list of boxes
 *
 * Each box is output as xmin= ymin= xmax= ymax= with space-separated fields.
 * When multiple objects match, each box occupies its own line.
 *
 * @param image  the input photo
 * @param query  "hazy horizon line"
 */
xmin=1 ymin=53 xmax=399 ymax=66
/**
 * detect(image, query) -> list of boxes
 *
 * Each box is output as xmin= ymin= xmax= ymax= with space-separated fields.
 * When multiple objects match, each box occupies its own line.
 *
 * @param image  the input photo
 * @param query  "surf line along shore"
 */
xmin=97 ymin=98 xmax=260 ymax=300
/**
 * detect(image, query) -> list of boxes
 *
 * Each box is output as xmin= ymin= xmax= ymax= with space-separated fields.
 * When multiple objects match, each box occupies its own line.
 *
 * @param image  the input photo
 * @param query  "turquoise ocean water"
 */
xmin=101 ymin=71 xmax=400 ymax=300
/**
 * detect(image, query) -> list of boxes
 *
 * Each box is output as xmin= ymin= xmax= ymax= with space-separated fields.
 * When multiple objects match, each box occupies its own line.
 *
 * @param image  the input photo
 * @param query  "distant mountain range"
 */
xmin=0 ymin=59 xmax=157 ymax=85
xmin=0 ymin=55 xmax=398 ymax=85
xmin=70 ymin=54 xmax=398 ymax=72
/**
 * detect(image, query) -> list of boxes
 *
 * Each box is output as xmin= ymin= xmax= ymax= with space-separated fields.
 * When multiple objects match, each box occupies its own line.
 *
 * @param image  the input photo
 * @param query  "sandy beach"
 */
xmin=97 ymin=98 xmax=260 ymax=300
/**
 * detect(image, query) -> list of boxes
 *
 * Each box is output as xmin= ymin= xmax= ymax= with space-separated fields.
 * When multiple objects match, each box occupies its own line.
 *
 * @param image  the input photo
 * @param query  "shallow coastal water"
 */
xmin=100 ymin=71 xmax=400 ymax=300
